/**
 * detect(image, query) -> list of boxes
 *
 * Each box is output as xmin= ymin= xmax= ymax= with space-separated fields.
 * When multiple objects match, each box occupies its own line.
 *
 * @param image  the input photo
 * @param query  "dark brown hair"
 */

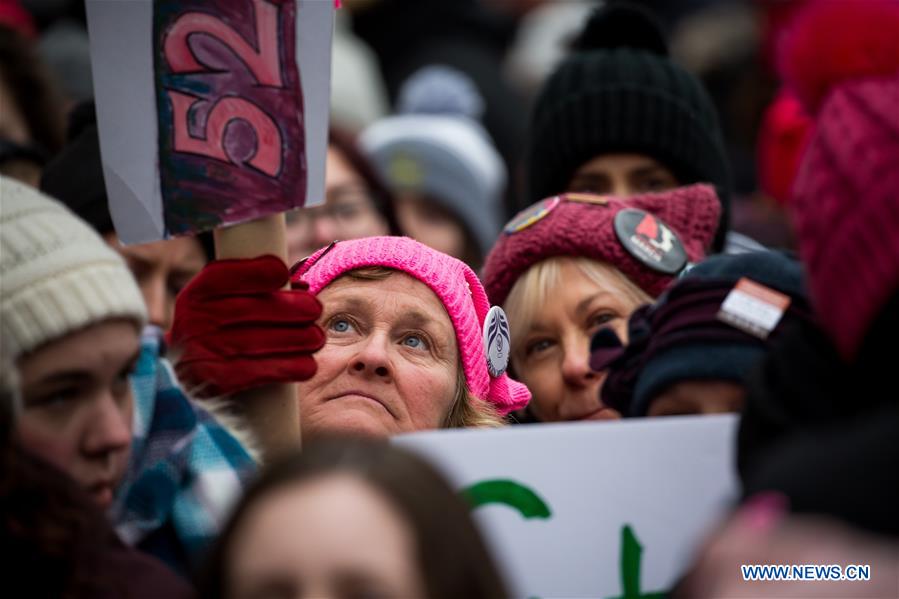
xmin=0 ymin=25 xmax=66 ymax=154
xmin=199 ymin=438 xmax=509 ymax=599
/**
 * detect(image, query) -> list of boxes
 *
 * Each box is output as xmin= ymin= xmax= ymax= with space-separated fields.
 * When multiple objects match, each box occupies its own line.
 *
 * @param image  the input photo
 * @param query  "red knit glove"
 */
xmin=168 ymin=255 xmax=325 ymax=397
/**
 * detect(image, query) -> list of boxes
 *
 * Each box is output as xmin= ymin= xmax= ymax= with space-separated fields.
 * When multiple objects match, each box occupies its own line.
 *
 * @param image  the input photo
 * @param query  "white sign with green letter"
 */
xmin=395 ymin=414 xmax=739 ymax=598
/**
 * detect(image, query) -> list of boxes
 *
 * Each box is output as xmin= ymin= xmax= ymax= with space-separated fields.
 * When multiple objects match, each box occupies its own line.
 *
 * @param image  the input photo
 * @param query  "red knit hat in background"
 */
xmin=781 ymin=0 xmax=899 ymax=361
xmin=482 ymin=184 xmax=720 ymax=306
xmin=756 ymin=87 xmax=812 ymax=206
xmin=0 ymin=0 xmax=36 ymax=38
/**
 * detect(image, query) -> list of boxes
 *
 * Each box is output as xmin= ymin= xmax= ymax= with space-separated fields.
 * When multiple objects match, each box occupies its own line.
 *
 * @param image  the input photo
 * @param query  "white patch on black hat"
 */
xmin=613 ymin=209 xmax=687 ymax=274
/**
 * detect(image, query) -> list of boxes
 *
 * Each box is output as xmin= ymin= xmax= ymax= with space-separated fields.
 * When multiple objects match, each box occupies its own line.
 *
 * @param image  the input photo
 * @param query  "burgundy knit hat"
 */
xmin=781 ymin=0 xmax=899 ymax=360
xmin=482 ymin=184 xmax=720 ymax=306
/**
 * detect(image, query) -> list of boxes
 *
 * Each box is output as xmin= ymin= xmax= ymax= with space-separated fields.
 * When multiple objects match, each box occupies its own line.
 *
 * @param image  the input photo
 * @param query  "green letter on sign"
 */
xmin=462 ymin=479 xmax=552 ymax=519
xmin=607 ymin=525 xmax=666 ymax=599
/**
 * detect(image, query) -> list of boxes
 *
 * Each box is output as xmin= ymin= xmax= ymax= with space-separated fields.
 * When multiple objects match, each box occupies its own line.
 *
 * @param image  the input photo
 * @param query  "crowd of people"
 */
xmin=1 ymin=0 xmax=898 ymax=597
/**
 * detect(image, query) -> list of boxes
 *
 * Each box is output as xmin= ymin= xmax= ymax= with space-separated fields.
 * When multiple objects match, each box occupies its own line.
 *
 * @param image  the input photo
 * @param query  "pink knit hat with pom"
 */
xmin=291 ymin=237 xmax=531 ymax=416
xmin=779 ymin=0 xmax=899 ymax=360
xmin=482 ymin=184 xmax=721 ymax=306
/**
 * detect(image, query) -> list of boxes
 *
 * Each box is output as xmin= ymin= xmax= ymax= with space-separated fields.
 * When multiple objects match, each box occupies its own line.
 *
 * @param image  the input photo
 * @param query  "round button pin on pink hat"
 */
xmin=484 ymin=305 xmax=511 ymax=377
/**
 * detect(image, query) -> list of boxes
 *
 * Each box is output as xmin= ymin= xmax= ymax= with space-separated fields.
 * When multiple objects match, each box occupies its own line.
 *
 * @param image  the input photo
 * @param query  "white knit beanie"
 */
xmin=0 ymin=176 xmax=147 ymax=360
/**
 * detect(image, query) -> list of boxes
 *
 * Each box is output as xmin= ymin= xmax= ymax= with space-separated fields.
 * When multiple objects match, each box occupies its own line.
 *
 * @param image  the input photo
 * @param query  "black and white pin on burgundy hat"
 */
xmin=483 ymin=306 xmax=511 ymax=377
xmin=613 ymin=209 xmax=688 ymax=274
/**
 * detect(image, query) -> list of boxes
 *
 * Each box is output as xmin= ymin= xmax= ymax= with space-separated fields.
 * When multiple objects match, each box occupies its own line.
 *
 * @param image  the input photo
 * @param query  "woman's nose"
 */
xmin=560 ymin=339 xmax=596 ymax=387
xmin=610 ymin=175 xmax=636 ymax=198
xmin=83 ymin=392 xmax=132 ymax=458
xmin=349 ymin=333 xmax=393 ymax=381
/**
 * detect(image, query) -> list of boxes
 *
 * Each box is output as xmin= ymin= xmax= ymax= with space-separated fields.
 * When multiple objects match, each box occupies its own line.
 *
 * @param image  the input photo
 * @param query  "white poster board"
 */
xmin=85 ymin=0 xmax=333 ymax=243
xmin=395 ymin=414 xmax=739 ymax=598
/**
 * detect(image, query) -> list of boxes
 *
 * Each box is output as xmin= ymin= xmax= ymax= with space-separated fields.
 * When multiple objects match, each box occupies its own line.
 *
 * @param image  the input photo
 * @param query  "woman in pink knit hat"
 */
xmin=482 ymin=184 xmax=720 ymax=424
xmin=288 ymin=236 xmax=530 ymax=439
xmin=171 ymin=235 xmax=529 ymax=439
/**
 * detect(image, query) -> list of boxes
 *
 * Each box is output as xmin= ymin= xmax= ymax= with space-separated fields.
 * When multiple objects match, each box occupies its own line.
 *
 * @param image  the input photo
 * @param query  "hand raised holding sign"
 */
xmin=168 ymin=254 xmax=325 ymax=397
xmin=86 ymin=0 xmax=334 ymax=455
xmin=154 ymin=0 xmax=316 ymax=455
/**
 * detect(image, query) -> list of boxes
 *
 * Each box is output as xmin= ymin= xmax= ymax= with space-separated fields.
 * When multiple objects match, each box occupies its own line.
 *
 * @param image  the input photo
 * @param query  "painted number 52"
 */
xmin=163 ymin=0 xmax=283 ymax=177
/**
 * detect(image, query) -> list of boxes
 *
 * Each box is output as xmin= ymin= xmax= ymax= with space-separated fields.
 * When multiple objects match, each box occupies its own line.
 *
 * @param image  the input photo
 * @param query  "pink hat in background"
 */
xmin=779 ymin=0 xmax=899 ymax=360
xmin=756 ymin=87 xmax=813 ymax=206
xmin=482 ymin=184 xmax=721 ymax=306
xmin=292 ymin=236 xmax=531 ymax=416
xmin=0 ymin=0 xmax=36 ymax=38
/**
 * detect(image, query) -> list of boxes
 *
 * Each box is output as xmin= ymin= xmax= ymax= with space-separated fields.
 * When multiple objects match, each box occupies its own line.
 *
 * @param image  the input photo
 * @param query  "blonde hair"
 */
xmin=337 ymin=266 xmax=505 ymax=429
xmin=504 ymin=256 xmax=653 ymax=358
xmin=443 ymin=367 xmax=505 ymax=428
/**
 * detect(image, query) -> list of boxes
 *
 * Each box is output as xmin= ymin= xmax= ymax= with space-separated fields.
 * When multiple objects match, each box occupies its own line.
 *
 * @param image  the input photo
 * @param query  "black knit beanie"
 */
xmin=40 ymin=102 xmax=114 ymax=234
xmin=527 ymin=2 xmax=732 ymax=251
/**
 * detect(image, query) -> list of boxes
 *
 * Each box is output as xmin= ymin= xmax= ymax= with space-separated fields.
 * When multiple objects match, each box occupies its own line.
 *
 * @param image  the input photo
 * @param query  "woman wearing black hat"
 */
xmin=525 ymin=2 xmax=759 ymax=254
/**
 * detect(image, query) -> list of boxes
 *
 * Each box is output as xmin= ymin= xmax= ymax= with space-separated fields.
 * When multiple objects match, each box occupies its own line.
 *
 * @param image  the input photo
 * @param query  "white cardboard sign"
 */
xmin=85 ymin=0 xmax=333 ymax=243
xmin=395 ymin=415 xmax=739 ymax=598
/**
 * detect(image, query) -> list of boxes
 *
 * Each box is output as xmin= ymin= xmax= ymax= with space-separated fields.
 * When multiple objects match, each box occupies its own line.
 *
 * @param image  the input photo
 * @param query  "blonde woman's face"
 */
xmin=511 ymin=261 xmax=643 ymax=422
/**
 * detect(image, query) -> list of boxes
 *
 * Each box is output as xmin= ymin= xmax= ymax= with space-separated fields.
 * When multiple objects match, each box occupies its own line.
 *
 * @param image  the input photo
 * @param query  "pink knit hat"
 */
xmin=291 ymin=236 xmax=531 ymax=415
xmin=780 ymin=1 xmax=899 ymax=360
xmin=482 ymin=184 xmax=721 ymax=306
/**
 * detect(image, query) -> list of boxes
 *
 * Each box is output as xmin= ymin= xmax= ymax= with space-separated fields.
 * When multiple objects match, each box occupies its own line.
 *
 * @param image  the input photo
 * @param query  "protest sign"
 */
xmin=395 ymin=414 xmax=739 ymax=598
xmin=85 ymin=0 xmax=333 ymax=243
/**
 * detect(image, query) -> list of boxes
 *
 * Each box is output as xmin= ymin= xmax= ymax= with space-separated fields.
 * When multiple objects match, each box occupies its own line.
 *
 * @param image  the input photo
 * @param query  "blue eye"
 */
xmin=403 ymin=334 xmax=426 ymax=349
xmin=330 ymin=318 xmax=353 ymax=333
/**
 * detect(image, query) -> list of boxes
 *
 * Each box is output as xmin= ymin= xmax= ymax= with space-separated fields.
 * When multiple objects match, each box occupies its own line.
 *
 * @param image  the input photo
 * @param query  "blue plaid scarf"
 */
xmin=111 ymin=334 xmax=257 ymax=574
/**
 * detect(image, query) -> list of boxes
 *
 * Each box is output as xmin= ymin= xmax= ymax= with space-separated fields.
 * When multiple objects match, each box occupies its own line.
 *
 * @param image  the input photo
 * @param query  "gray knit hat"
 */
xmin=360 ymin=115 xmax=505 ymax=257
xmin=0 ymin=176 xmax=147 ymax=360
